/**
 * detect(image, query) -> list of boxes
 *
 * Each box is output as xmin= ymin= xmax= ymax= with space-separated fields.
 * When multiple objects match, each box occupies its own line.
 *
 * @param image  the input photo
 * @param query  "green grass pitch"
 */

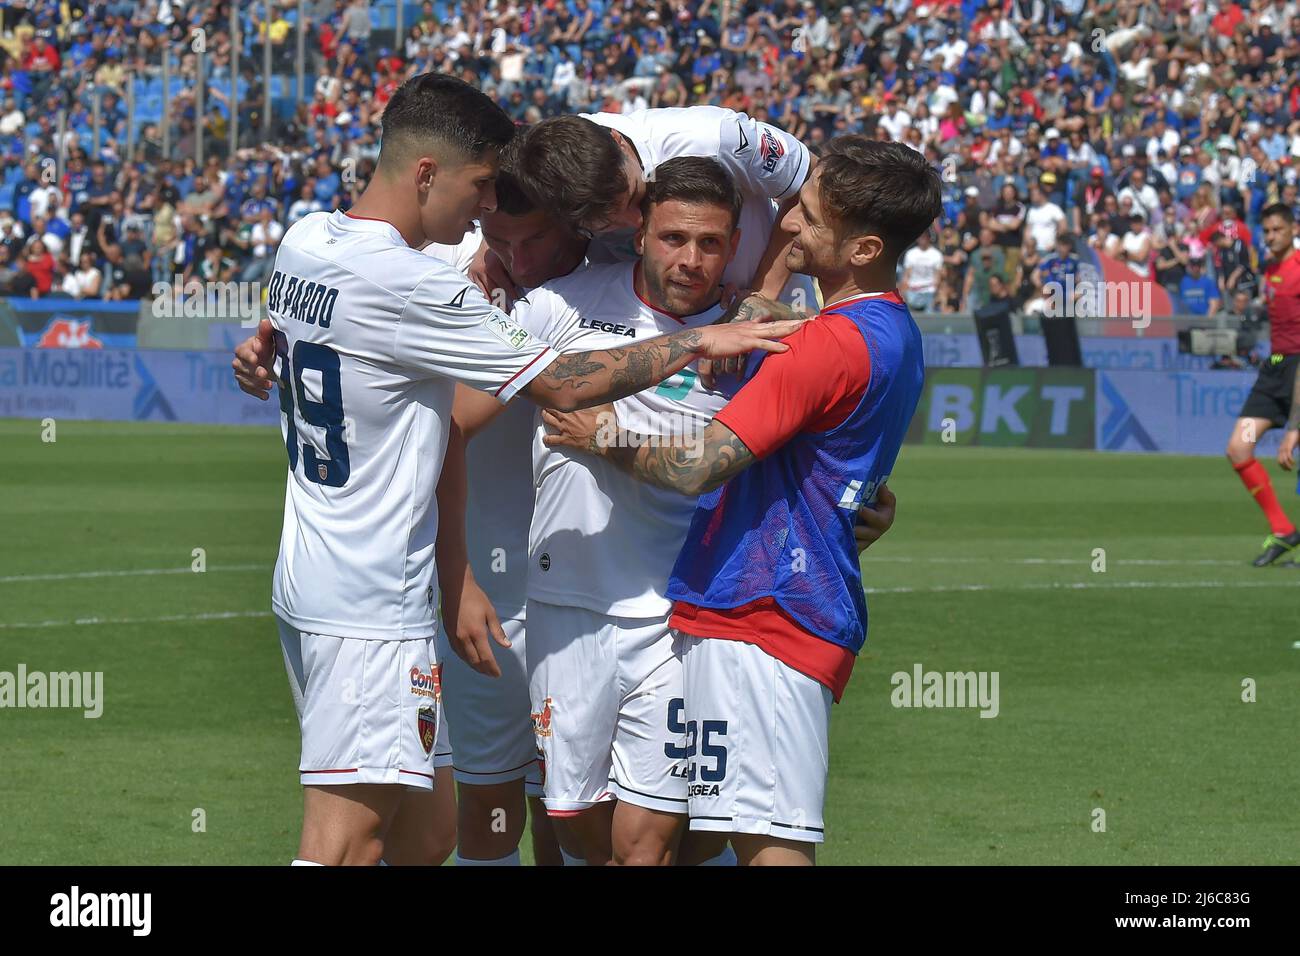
xmin=1 ymin=418 xmax=1297 ymax=865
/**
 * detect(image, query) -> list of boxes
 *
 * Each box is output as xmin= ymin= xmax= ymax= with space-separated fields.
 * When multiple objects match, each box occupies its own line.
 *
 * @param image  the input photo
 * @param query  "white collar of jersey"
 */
xmin=822 ymin=289 xmax=899 ymax=311
xmin=332 ymin=209 xmax=406 ymax=244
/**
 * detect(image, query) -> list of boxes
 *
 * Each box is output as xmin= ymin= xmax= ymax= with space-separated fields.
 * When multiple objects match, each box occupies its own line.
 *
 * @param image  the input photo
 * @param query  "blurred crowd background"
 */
xmin=0 ymin=0 xmax=1291 ymax=338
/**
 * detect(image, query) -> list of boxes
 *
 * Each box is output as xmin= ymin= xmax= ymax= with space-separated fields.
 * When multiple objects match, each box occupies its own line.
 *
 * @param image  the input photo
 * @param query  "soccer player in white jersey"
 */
xmin=424 ymin=141 xmax=592 ymax=867
xmin=472 ymin=106 xmax=816 ymax=310
xmin=235 ymin=73 xmax=803 ymax=866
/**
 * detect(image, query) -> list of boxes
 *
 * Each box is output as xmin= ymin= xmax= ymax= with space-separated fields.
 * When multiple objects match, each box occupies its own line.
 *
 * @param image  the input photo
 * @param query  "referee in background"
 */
xmin=1234 ymin=204 xmax=1300 ymax=565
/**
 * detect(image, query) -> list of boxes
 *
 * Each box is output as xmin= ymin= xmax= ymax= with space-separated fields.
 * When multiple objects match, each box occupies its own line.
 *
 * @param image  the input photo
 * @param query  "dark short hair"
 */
xmin=378 ymin=72 xmax=514 ymax=170
xmin=513 ymin=115 xmax=628 ymax=228
xmin=643 ymin=157 xmax=742 ymax=232
xmin=1261 ymin=202 xmax=1296 ymax=224
xmin=816 ymin=135 xmax=943 ymax=258
xmin=494 ymin=125 xmax=541 ymax=217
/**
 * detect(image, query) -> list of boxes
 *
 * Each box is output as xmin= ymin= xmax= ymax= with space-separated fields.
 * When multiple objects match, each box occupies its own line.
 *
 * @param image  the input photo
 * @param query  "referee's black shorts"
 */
xmin=1240 ymin=353 xmax=1300 ymax=427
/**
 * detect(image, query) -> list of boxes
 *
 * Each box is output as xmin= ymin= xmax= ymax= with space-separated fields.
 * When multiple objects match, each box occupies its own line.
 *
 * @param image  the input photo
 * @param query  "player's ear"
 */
xmin=415 ymin=156 xmax=440 ymax=193
xmin=848 ymin=233 xmax=884 ymax=269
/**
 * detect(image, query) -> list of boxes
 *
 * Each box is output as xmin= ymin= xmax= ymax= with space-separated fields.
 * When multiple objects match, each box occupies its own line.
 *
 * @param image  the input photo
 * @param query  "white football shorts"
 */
xmin=678 ymin=634 xmax=832 ymax=844
xmin=278 ymin=616 xmax=451 ymax=793
xmin=436 ymin=610 xmax=542 ymax=795
xmin=526 ymin=600 xmax=688 ymax=816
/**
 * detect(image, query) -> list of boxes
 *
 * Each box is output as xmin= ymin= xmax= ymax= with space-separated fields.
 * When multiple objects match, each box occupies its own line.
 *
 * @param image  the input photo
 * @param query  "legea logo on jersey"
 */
xmin=577 ymin=318 xmax=637 ymax=337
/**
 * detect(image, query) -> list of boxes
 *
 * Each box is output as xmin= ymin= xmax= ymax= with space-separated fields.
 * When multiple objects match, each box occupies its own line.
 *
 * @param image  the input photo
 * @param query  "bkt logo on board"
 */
xmin=907 ymin=368 xmax=1096 ymax=449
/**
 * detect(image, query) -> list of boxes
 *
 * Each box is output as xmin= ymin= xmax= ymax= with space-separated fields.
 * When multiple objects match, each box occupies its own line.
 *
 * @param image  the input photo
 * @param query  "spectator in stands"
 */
xmin=64 ymin=249 xmax=102 ymax=299
xmin=0 ymin=244 xmax=17 ymax=293
xmin=964 ymin=228 xmax=1008 ymax=313
xmin=1179 ymin=256 xmax=1220 ymax=316
xmin=901 ymin=227 xmax=943 ymax=313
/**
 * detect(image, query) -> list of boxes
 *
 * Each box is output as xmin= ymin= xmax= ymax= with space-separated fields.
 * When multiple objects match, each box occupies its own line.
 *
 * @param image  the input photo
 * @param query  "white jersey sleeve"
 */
xmin=714 ymin=109 xmax=812 ymax=204
xmin=394 ymin=271 xmax=558 ymax=403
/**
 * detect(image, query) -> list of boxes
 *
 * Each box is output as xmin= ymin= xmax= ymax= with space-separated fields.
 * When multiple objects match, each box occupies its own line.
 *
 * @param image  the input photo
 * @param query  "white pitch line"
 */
xmin=861 ymin=556 xmax=1243 ymax=568
xmin=0 ymin=609 xmax=273 ymax=631
xmin=0 ymin=564 xmax=269 ymax=585
xmin=865 ymin=579 xmax=1299 ymax=595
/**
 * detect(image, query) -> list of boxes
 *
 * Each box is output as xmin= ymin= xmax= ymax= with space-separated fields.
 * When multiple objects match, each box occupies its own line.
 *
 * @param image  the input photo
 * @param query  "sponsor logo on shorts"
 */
xmin=417 ymin=705 xmax=438 ymax=756
xmin=410 ymin=664 xmax=442 ymax=701
xmin=531 ymin=696 xmax=554 ymax=738
xmin=538 ymin=552 xmax=551 ymax=571
xmin=688 ymin=783 xmax=721 ymax=797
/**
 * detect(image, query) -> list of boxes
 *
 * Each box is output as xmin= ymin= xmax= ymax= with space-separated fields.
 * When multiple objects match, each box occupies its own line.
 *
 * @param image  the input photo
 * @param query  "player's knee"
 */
xmin=428 ymin=816 xmax=457 ymax=866
xmin=1226 ymin=437 xmax=1252 ymax=463
xmin=612 ymin=827 xmax=677 ymax=866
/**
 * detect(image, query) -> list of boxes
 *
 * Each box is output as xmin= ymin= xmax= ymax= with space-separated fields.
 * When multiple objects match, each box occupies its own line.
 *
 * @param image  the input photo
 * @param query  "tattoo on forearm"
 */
xmin=607 ymin=424 xmax=755 ymax=496
xmin=533 ymin=327 xmax=706 ymax=407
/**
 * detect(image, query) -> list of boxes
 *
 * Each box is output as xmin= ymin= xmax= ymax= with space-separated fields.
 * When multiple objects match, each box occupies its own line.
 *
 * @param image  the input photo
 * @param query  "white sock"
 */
xmin=291 ymin=859 xmax=324 ymax=866
xmin=560 ymin=848 xmax=587 ymax=866
xmin=697 ymin=845 xmax=738 ymax=866
xmin=456 ymin=850 xmax=521 ymax=866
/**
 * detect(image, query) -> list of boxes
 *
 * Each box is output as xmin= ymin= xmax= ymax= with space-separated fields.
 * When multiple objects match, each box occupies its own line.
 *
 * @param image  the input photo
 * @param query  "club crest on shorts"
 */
xmin=417 ymin=704 xmax=438 ymax=755
xmin=531 ymin=696 xmax=554 ymax=738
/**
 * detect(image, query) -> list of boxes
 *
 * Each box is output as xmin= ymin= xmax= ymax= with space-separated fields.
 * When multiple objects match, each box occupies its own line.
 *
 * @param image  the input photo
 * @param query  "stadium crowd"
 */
xmin=0 ymin=0 xmax=1293 ymax=331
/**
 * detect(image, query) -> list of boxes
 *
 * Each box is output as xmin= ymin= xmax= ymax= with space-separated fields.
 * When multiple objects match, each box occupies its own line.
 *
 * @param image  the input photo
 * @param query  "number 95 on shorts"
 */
xmin=679 ymin=634 xmax=833 ymax=844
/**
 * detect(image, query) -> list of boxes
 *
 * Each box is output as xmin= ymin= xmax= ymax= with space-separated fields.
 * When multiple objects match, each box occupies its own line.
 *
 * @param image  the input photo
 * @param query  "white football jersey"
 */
xmin=516 ymin=260 xmax=732 ymax=618
xmin=421 ymin=235 xmax=591 ymax=617
xmin=268 ymin=210 xmax=558 ymax=640
xmin=582 ymin=107 xmax=812 ymax=290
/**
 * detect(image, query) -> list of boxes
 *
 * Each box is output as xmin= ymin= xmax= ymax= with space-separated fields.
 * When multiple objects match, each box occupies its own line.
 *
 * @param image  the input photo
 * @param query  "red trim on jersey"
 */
xmin=671 ymin=598 xmax=857 ymax=701
xmin=342 ymin=210 xmax=399 ymax=227
xmin=494 ymin=348 xmax=553 ymax=398
xmin=301 ymin=767 xmax=360 ymax=774
xmin=632 ymin=263 xmax=688 ymax=324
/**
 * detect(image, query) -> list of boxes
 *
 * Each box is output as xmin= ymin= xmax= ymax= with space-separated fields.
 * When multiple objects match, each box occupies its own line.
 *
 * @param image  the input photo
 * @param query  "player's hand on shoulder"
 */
xmin=697 ymin=315 xmax=807 ymax=361
xmin=700 ymin=292 xmax=807 ymax=389
xmin=854 ymin=483 xmax=896 ymax=554
xmin=541 ymin=403 xmax=613 ymax=457
xmin=468 ymin=242 xmax=520 ymax=311
xmin=232 ymin=318 xmax=278 ymax=400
